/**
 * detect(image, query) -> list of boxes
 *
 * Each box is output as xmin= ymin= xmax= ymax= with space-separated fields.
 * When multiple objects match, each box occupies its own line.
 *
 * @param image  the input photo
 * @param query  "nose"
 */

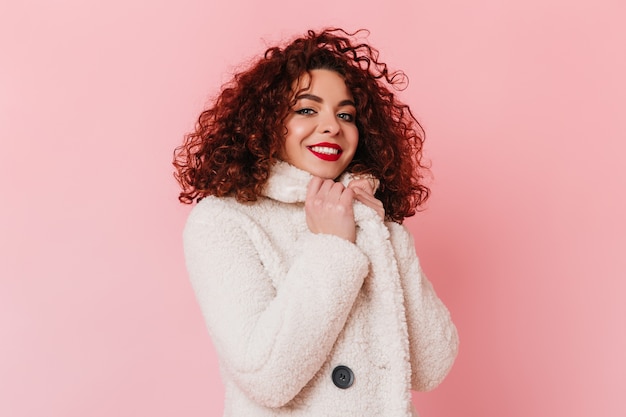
xmin=318 ymin=111 xmax=340 ymax=135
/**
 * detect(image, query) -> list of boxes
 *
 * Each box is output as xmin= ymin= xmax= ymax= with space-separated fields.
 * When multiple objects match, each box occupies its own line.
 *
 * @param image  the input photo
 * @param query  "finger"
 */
xmin=326 ymin=181 xmax=347 ymax=203
xmin=319 ymin=178 xmax=337 ymax=196
xmin=353 ymin=187 xmax=385 ymax=219
xmin=338 ymin=185 xmax=355 ymax=205
xmin=354 ymin=194 xmax=383 ymax=213
xmin=347 ymin=178 xmax=374 ymax=195
xmin=306 ymin=176 xmax=324 ymax=200
xmin=352 ymin=186 xmax=379 ymax=205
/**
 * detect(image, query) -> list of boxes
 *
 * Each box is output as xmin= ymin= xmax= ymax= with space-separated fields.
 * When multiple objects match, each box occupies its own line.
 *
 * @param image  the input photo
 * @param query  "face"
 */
xmin=280 ymin=69 xmax=359 ymax=180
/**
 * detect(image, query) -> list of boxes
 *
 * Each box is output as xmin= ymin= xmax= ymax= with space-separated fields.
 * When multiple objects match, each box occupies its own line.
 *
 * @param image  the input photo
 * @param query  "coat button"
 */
xmin=332 ymin=365 xmax=354 ymax=389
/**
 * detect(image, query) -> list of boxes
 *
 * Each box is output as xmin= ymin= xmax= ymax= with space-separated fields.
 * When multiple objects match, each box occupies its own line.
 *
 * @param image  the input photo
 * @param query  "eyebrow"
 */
xmin=295 ymin=93 xmax=356 ymax=107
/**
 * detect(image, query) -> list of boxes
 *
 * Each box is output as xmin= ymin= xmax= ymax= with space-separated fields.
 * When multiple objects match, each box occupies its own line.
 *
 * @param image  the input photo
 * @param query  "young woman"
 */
xmin=173 ymin=28 xmax=458 ymax=417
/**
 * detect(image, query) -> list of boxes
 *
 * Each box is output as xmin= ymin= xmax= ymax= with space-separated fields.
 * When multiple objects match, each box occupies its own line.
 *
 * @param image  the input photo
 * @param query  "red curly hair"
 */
xmin=173 ymin=28 xmax=430 ymax=222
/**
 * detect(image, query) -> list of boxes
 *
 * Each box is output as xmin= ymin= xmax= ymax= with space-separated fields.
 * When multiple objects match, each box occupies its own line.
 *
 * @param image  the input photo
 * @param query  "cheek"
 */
xmin=282 ymin=130 xmax=299 ymax=152
xmin=280 ymin=127 xmax=302 ymax=160
xmin=348 ymin=126 xmax=360 ymax=146
xmin=285 ymin=120 xmax=310 ymax=140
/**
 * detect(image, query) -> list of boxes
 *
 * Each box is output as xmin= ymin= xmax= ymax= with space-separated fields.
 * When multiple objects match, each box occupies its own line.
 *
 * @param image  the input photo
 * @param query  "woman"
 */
xmin=173 ymin=28 xmax=458 ymax=417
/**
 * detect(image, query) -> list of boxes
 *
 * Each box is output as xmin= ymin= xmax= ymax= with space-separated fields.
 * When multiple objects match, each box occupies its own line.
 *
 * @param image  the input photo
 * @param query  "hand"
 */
xmin=348 ymin=178 xmax=385 ymax=221
xmin=305 ymin=176 xmax=357 ymax=243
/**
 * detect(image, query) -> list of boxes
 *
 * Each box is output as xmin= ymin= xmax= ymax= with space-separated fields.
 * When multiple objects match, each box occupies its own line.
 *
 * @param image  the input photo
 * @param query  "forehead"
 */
xmin=293 ymin=69 xmax=353 ymax=99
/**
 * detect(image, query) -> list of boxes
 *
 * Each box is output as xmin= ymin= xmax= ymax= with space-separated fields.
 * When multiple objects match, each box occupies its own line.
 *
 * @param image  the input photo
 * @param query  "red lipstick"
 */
xmin=307 ymin=142 xmax=343 ymax=162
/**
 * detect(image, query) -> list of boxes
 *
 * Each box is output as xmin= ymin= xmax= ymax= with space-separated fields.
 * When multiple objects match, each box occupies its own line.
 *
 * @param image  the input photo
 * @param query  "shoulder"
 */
xmin=183 ymin=196 xmax=263 ymax=242
xmin=183 ymin=195 xmax=299 ymax=245
xmin=185 ymin=195 xmax=268 ymax=226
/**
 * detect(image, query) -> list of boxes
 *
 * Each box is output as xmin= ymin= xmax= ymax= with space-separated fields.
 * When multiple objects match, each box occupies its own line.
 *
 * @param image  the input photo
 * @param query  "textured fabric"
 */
xmin=183 ymin=161 xmax=459 ymax=416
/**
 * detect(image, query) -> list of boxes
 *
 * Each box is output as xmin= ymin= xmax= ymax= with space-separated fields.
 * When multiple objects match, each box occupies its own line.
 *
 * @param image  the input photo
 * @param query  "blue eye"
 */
xmin=338 ymin=113 xmax=355 ymax=122
xmin=295 ymin=108 xmax=316 ymax=115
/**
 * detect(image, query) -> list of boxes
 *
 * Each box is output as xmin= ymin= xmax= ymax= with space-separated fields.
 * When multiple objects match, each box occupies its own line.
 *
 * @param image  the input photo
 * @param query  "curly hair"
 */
xmin=173 ymin=28 xmax=430 ymax=222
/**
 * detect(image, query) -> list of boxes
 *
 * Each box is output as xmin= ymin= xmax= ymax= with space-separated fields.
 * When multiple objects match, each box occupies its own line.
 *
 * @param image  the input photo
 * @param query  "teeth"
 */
xmin=309 ymin=146 xmax=340 ymax=155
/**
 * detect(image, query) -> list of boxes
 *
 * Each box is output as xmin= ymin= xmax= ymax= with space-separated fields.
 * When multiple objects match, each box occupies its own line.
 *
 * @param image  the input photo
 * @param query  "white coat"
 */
xmin=183 ymin=161 xmax=459 ymax=416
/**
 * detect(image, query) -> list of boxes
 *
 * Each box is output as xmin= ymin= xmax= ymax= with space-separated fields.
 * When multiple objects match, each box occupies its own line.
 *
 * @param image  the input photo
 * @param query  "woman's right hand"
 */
xmin=305 ymin=176 xmax=357 ymax=243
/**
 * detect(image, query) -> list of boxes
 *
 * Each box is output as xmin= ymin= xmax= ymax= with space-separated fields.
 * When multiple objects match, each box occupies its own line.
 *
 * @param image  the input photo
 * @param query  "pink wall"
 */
xmin=1 ymin=1 xmax=624 ymax=416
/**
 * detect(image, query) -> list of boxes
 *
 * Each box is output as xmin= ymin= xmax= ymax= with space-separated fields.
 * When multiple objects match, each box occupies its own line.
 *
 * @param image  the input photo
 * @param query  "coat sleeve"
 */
xmin=387 ymin=222 xmax=459 ymax=391
xmin=183 ymin=199 xmax=369 ymax=408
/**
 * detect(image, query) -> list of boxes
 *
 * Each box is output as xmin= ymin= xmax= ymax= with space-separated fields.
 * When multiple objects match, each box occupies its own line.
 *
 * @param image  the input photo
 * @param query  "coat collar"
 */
xmin=262 ymin=161 xmax=372 ymax=204
xmin=262 ymin=161 xmax=313 ymax=203
xmin=262 ymin=161 xmax=381 ymax=223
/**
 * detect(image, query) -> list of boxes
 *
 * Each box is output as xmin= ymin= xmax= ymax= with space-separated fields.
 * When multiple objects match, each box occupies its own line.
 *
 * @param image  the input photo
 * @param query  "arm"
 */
xmin=388 ymin=222 xmax=459 ymax=391
xmin=183 ymin=199 xmax=369 ymax=407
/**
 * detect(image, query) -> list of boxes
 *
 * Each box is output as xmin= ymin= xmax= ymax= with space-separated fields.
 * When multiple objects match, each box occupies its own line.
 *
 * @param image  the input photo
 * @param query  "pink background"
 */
xmin=1 ymin=0 xmax=624 ymax=416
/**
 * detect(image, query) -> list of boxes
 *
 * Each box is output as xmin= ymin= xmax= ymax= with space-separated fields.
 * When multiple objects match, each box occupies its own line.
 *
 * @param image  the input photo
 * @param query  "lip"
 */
xmin=307 ymin=142 xmax=343 ymax=162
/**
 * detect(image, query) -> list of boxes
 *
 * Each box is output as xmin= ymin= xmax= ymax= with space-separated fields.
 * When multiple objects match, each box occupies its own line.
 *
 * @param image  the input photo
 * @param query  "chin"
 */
xmin=286 ymin=158 xmax=350 ymax=180
xmin=311 ymin=168 xmax=346 ymax=180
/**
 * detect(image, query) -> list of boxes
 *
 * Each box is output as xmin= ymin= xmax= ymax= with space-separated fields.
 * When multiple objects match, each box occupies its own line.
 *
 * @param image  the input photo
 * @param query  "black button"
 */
xmin=332 ymin=365 xmax=354 ymax=389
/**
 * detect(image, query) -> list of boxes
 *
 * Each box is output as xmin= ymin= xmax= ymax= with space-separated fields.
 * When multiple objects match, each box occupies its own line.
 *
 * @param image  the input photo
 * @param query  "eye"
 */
xmin=295 ymin=108 xmax=316 ymax=115
xmin=338 ymin=112 xmax=355 ymax=122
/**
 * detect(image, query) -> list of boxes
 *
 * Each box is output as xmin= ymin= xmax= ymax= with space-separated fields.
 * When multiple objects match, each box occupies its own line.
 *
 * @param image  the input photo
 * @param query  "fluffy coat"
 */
xmin=183 ymin=162 xmax=459 ymax=416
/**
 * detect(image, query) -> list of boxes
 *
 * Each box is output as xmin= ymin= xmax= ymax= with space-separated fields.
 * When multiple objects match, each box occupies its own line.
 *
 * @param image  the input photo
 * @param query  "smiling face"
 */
xmin=279 ymin=69 xmax=359 ymax=179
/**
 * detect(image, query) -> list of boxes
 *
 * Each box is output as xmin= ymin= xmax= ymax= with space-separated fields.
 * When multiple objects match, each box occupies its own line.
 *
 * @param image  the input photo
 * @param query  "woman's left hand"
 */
xmin=347 ymin=178 xmax=385 ymax=221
